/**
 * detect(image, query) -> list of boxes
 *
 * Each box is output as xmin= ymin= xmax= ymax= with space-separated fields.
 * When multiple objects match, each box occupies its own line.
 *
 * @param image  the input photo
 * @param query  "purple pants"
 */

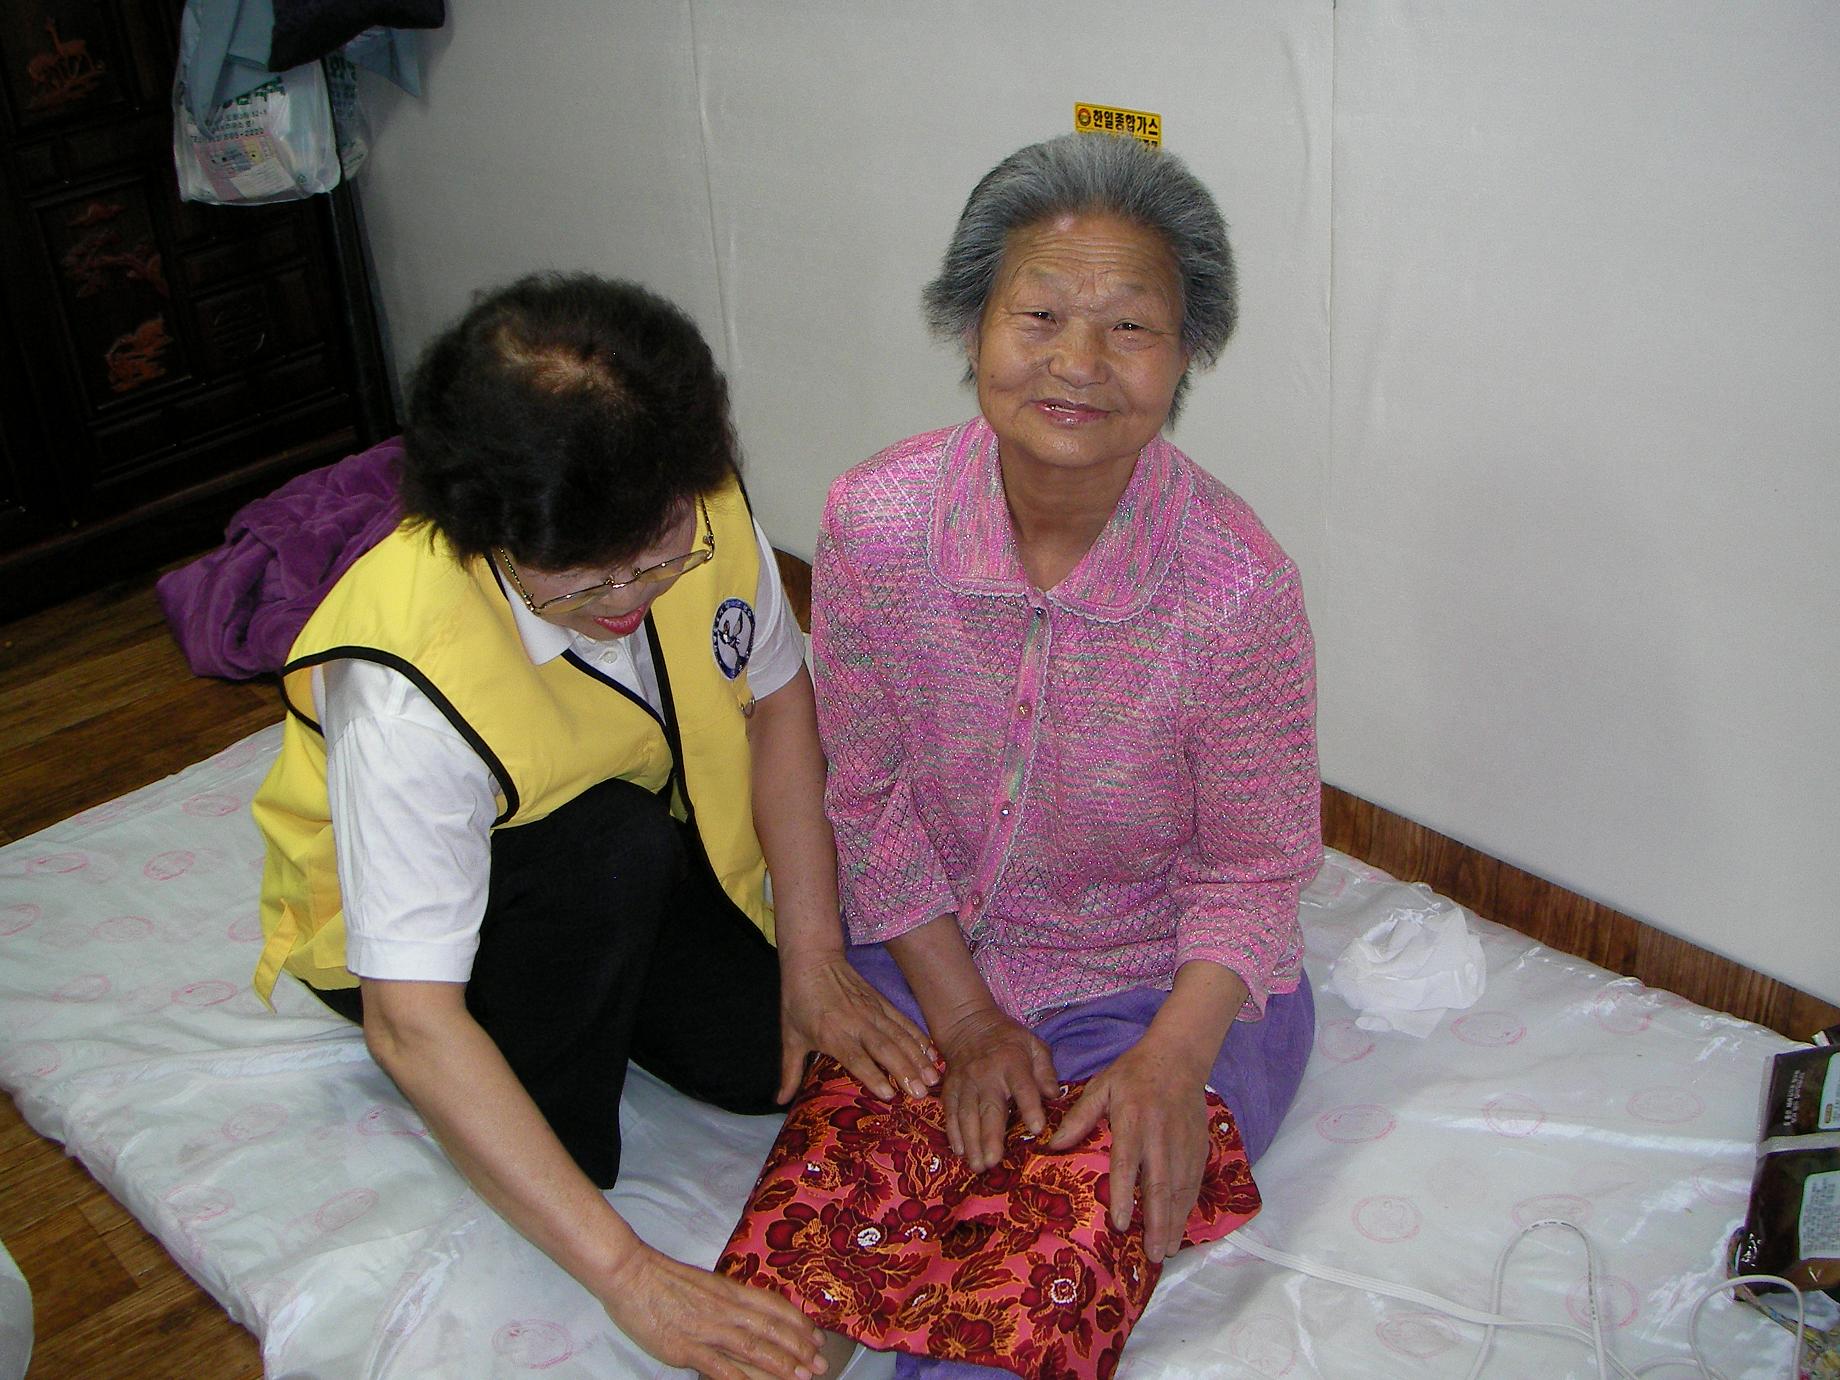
xmin=844 ymin=944 xmax=1315 ymax=1380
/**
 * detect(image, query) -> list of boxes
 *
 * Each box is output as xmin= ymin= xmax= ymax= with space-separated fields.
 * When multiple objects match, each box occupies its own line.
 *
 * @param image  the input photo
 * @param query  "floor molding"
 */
xmin=1322 ymin=784 xmax=1837 ymax=1040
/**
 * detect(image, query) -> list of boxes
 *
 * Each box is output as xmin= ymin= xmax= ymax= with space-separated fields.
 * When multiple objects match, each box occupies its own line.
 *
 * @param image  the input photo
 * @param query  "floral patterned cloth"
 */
xmin=717 ymin=1055 xmax=1261 ymax=1380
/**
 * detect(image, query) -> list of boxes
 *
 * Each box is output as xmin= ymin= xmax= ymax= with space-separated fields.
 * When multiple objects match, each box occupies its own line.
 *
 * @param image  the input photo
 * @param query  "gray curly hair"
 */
xmin=922 ymin=132 xmax=1236 ymax=421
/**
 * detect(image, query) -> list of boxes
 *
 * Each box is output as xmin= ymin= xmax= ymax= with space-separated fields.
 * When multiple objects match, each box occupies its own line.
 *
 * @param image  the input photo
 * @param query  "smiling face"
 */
xmin=501 ymin=502 xmax=700 ymax=643
xmin=971 ymin=212 xmax=1189 ymax=489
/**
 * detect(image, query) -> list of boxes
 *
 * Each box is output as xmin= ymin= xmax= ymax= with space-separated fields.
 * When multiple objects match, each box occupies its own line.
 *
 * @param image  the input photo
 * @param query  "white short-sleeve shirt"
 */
xmin=314 ymin=521 xmax=804 ymax=984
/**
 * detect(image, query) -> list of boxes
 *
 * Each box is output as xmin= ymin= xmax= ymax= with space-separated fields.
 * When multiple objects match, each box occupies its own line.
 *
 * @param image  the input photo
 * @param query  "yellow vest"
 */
xmin=250 ymin=479 xmax=772 ymax=1003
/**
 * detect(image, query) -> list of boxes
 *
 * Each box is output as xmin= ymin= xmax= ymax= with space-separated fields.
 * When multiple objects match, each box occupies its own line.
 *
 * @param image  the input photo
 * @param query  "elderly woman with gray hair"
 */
xmin=722 ymin=134 xmax=1318 ymax=1379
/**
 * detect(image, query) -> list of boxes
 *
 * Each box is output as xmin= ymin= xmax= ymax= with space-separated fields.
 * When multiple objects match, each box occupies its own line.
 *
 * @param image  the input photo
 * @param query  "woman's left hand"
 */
xmin=777 ymin=951 xmax=939 ymax=1103
xmin=1047 ymin=1039 xmax=1210 ymax=1262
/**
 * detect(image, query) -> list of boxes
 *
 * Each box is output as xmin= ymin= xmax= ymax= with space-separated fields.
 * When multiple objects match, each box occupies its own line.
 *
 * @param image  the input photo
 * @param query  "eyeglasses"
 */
xmin=496 ymin=499 xmax=716 ymax=616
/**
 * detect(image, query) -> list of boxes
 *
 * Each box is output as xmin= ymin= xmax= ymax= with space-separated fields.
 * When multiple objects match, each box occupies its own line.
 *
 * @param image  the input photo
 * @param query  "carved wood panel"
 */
xmin=0 ymin=0 xmax=388 ymax=616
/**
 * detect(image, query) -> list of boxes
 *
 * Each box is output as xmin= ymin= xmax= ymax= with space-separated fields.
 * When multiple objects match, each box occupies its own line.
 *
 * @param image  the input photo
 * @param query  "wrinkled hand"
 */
xmin=778 ymin=952 xmax=938 ymax=1103
xmin=935 ymin=1008 xmax=1060 ymax=1172
xmin=1048 ymin=1042 xmax=1209 ymax=1262
xmin=598 ymin=1241 xmax=824 ymax=1380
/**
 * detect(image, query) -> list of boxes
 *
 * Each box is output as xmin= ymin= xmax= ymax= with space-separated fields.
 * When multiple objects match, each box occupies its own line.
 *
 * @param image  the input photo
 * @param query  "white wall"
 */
xmin=360 ymin=1 xmax=1331 ymax=567
xmin=356 ymin=2 xmax=1839 ymax=1005
xmin=359 ymin=3 xmax=725 ymax=390
xmin=1322 ymin=2 xmax=1840 ymax=1003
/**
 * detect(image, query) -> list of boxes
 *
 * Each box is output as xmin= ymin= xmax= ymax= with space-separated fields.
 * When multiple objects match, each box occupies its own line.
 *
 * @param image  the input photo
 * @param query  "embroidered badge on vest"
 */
xmin=712 ymin=597 xmax=755 ymax=680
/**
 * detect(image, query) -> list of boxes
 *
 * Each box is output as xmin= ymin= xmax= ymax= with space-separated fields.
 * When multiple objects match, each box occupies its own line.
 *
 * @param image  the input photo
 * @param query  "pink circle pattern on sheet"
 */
xmin=1216 ymin=1221 xmax=1269 ymax=1268
xmin=243 ymin=1279 xmax=304 ymax=1343
xmin=358 ymin=1104 xmax=428 ymax=1138
xmin=1483 ymin=1093 xmax=1546 ymax=1138
xmin=222 ymin=1103 xmax=288 ymax=1142
xmin=1353 ymin=1195 xmax=1423 ymax=1243
xmin=181 ymin=791 xmax=243 ymax=817
xmin=174 ymin=980 xmax=237 ymax=1008
xmin=1228 ymin=1313 xmax=1297 ymax=1376
xmin=72 ymin=798 xmax=138 ymax=827
xmin=1315 ymin=1105 xmax=1396 ymax=1143
xmin=0 ymin=1043 xmax=60 ymax=1080
xmin=1376 ymin=1312 xmax=1461 ymax=1358
xmin=1450 ymin=1010 xmax=1526 ymax=1047
xmin=492 ymin=1319 xmax=577 ymax=1369
xmin=380 ymin=1268 xmax=440 ymax=1338
xmin=1627 ymin=1087 xmax=1703 ymax=1124
xmin=1691 ymin=1163 xmax=1746 ymax=1204
xmin=215 ymin=737 xmax=266 ymax=770
xmin=1315 ymin=1019 xmax=1376 ymax=1063
xmin=1591 ymin=987 xmax=1655 ymax=1035
xmin=1512 ymin=1193 xmax=1592 ymax=1229
xmin=51 ymin=974 xmax=111 ymax=1003
xmin=0 ymin=904 xmax=39 ymax=936
xmin=34 ymin=923 xmax=89 ymax=952
xmin=94 ymin=914 xmax=153 ymax=943
xmin=165 ymin=1183 xmax=235 ymax=1224
xmin=143 ymin=850 xmax=197 ymax=881
xmin=169 ymin=1230 xmax=210 ymax=1277
xmin=122 ymin=984 xmax=172 ymax=1016
xmin=1567 ymin=1275 xmax=1640 ymax=1330
xmin=308 ymin=1124 xmax=355 ymax=1158
xmin=27 ymin=851 xmax=91 ymax=876
xmin=84 ymin=1135 xmax=123 ymax=1177
xmin=177 ymin=1134 xmax=222 ymax=1170
xmin=225 ymin=914 xmax=263 ymax=943
xmin=1311 ymin=867 xmax=1349 ymax=899
xmin=313 ymin=1187 xmax=379 ymax=1234
xmin=144 ymin=913 xmax=185 ymax=945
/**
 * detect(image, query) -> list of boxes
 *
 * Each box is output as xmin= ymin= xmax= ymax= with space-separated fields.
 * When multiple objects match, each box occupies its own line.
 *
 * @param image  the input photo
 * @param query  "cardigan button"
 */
xmin=1016 ymin=701 xmax=1032 ymax=718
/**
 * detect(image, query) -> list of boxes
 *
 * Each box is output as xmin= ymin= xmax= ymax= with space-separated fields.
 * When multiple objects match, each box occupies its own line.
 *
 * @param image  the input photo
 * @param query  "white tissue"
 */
xmin=1327 ymin=903 xmax=1486 ymax=1038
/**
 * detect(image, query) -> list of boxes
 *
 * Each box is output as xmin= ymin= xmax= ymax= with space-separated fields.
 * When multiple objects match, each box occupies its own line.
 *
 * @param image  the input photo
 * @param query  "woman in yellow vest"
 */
xmin=250 ymin=273 xmax=936 ymax=1380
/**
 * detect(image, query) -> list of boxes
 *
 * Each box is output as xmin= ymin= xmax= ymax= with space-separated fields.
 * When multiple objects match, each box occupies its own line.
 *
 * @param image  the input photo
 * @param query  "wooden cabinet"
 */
xmin=0 ymin=0 xmax=392 ymax=621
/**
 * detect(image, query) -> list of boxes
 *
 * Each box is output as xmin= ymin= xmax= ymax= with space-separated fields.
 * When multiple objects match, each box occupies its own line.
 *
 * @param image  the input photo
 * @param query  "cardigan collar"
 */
xmin=928 ymin=415 xmax=1191 ymax=620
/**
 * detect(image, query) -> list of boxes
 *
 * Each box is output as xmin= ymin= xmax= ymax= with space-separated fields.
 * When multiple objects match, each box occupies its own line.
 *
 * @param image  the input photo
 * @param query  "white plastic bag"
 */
xmin=1327 ymin=898 xmax=1486 ymax=1038
xmin=173 ymin=32 xmax=347 ymax=208
xmin=323 ymin=52 xmax=371 ymax=181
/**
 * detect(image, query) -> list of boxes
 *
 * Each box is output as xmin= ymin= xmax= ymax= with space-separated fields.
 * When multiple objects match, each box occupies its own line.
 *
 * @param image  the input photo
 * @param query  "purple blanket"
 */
xmin=156 ymin=436 xmax=405 ymax=680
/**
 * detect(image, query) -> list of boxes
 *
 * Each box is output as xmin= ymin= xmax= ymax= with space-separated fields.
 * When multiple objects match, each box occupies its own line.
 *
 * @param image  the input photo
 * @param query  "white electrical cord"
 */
xmin=1222 ymin=1223 xmax=1807 ymax=1380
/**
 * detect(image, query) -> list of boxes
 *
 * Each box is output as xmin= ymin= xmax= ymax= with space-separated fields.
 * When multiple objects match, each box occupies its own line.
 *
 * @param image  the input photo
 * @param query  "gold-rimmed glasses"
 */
xmin=496 ymin=499 xmax=715 ymax=616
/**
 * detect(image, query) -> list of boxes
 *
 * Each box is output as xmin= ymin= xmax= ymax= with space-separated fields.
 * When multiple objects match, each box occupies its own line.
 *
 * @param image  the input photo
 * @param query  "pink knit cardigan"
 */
xmin=811 ymin=418 xmax=1320 ymax=1023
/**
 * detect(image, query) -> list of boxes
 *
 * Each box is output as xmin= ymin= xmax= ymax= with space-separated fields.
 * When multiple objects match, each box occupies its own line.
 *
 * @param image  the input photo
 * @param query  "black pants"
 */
xmin=312 ymin=777 xmax=784 ymax=1187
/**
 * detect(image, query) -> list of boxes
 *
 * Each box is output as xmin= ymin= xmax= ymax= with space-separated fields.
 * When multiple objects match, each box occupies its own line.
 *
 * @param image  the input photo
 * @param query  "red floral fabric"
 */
xmin=717 ymin=1055 xmax=1260 ymax=1380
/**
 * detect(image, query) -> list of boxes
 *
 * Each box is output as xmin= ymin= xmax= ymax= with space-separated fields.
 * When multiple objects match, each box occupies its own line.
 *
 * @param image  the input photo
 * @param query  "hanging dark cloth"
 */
xmin=268 ymin=0 xmax=446 ymax=74
xmin=179 ymin=0 xmax=439 ymax=125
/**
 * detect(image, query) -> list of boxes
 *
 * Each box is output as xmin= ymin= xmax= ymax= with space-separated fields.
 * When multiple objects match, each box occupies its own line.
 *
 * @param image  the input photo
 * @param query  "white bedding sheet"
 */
xmin=0 ymin=1236 xmax=28 ymax=1380
xmin=0 ymin=726 xmax=1802 ymax=1378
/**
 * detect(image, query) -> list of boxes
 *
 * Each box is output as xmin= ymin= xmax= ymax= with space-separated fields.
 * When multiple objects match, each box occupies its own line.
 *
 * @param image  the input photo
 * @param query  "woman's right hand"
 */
xmin=358 ymin=982 xmax=824 ymax=1379
xmin=934 ymin=1007 xmax=1060 ymax=1172
xmin=599 ymin=1241 xmax=826 ymax=1380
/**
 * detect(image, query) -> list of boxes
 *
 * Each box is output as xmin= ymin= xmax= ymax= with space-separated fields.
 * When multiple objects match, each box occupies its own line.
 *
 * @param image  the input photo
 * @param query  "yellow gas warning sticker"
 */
xmin=1074 ymin=103 xmax=1162 ymax=147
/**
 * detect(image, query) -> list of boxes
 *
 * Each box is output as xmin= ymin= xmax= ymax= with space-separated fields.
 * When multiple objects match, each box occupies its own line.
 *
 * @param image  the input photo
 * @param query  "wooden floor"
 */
xmin=0 ymin=557 xmax=1832 ymax=1379
xmin=0 ymin=564 xmax=272 ymax=1378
